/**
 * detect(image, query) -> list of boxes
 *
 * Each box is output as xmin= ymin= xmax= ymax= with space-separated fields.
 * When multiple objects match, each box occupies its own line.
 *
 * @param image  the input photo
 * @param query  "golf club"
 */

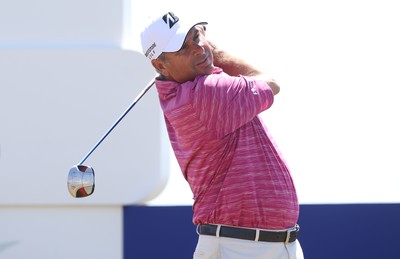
xmin=67 ymin=78 xmax=155 ymax=198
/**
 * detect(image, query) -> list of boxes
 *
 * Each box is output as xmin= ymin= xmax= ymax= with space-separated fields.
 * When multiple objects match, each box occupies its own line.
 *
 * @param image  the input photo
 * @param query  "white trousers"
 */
xmin=193 ymin=235 xmax=304 ymax=259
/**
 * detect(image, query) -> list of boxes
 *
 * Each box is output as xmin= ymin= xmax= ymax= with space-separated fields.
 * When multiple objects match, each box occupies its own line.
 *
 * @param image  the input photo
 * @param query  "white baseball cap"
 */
xmin=140 ymin=12 xmax=207 ymax=60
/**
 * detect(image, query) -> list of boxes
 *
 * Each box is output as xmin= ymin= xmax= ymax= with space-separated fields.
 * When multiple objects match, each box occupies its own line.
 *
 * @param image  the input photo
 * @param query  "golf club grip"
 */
xmin=78 ymin=78 xmax=156 ymax=165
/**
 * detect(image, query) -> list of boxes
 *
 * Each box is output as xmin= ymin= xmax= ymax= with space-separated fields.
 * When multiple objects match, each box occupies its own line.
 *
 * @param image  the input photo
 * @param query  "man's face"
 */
xmin=153 ymin=24 xmax=215 ymax=83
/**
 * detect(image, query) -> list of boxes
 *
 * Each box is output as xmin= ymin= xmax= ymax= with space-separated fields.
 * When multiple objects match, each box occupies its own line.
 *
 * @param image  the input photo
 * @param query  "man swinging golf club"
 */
xmin=140 ymin=11 xmax=304 ymax=259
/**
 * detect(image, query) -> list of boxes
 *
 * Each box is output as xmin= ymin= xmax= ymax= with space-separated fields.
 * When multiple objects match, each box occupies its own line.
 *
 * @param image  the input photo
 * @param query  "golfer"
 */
xmin=140 ymin=11 xmax=304 ymax=259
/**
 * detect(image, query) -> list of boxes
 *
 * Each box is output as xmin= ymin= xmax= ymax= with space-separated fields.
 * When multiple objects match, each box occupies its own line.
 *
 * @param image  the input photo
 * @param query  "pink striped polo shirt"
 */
xmin=156 ymin=67 xmax=299 ymax=230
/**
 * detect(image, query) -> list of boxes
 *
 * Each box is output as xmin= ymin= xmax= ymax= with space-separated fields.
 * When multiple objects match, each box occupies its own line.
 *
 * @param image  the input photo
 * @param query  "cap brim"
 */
xmin=163 ymin=22 xmax=208 ymax=53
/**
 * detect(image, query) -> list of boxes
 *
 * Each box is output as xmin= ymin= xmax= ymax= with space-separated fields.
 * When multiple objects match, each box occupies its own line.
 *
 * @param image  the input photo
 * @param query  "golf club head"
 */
xmin=67 ymin=165 xmax=95 ymax=198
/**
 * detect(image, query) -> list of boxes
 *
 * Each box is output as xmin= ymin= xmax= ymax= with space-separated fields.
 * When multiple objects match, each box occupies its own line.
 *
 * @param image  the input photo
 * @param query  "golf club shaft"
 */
xmin=79 ymin=79 xmax=155 ymax=165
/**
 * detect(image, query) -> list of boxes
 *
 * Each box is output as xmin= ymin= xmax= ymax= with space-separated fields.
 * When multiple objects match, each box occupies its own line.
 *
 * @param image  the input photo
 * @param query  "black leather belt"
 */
xmin=197 ymin=224 xmax=299 ymax=243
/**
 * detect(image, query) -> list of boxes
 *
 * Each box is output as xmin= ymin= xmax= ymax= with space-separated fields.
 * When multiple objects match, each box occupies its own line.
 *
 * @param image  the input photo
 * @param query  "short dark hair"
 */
xmin=157 ymin=52 xmax=166 ymax=61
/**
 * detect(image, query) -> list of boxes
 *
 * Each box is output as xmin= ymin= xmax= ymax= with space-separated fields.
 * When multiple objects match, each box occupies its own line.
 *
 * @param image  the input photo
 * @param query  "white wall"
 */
xmin=0 ymin=206 xmax=122 ymax=259
xmin=0 ymin=0 xmax=124 ymax=48
xmin=0 ymin=49 xmax=165 ymax=205
xmin=0 ymin=1 xmax=166 ymax=258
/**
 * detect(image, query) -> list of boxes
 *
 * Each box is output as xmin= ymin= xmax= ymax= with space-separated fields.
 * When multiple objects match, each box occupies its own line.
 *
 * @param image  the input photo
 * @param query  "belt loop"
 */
xmin=216 ymin=225 xmax=221 ymax=238
xmin=284 ymin=230 xmax=291 ymax=244
xmin=254 ymin=229 xmax=260 ymax=242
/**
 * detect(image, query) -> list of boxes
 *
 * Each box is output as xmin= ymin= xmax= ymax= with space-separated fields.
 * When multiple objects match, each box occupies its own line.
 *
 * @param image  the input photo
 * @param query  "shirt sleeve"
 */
xmin=193 ymin=71 xmax=274 ymax=138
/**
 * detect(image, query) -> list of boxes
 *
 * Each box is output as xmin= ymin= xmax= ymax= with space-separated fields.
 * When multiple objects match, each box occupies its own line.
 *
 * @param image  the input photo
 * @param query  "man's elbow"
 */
xmin=268 ymin=80 xmax=280 ymax=95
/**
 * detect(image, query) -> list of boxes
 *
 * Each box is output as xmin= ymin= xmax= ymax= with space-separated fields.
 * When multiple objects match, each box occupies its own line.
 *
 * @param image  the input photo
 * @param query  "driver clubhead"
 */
xmin=67 ymin=165 xmax=95 ymax=198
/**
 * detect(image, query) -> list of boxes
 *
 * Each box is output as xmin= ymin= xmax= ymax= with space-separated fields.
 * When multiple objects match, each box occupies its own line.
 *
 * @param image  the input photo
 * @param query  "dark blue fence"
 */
xmin=124 ymin=204 xmax=400 ymax=259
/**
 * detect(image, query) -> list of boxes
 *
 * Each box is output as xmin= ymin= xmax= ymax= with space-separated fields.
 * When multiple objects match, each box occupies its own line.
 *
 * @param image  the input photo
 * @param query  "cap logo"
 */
xmin=162 ymin=12 xmax=179 ymax=29
xmin=145 ymin=42 xmax=156 ymax=58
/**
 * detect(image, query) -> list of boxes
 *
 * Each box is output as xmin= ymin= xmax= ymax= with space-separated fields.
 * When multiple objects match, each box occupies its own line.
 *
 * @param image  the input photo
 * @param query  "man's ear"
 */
xmin=151 ymin=59 xmax=168 ymax=77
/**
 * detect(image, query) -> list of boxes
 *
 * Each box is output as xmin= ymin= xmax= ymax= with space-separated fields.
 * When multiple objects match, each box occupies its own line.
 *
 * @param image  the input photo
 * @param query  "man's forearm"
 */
xmin=209 ymin=41 xmax=280 ymax=95
xmin=210 ymin=42 xmax=262 ymax=77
